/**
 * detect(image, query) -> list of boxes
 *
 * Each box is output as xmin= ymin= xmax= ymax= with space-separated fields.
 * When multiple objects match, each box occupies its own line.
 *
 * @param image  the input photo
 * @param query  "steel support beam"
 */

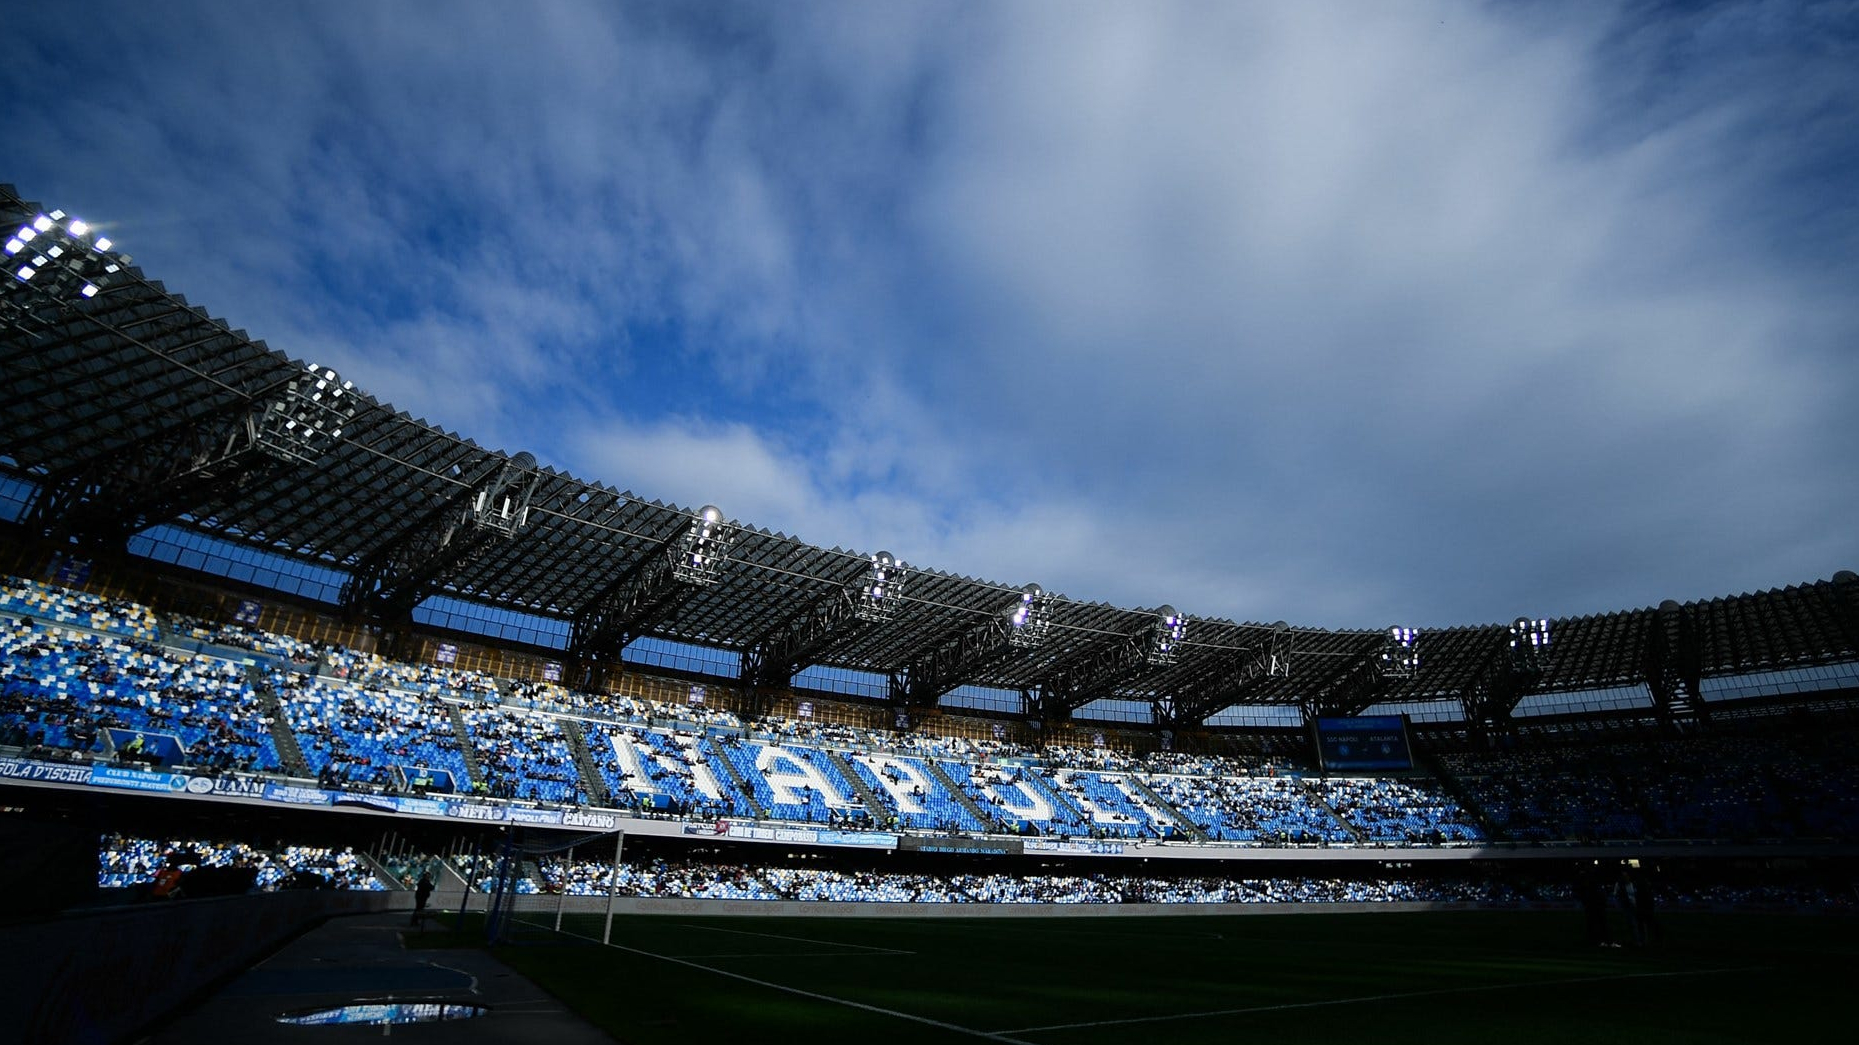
xmin=889 ymin=585 xmax=1050 ymax=708
xmin=340 ymin=452 xmax=539 ymax=621
xmin=1167 ymin=622 xmax=1292 ymax=726
xmin=23 ymin=364 xmax=355 ymax=549
xmin=739 ymin=553 xmax=904 ymax=691
xmin=569 ymin=507 xmax=736 ymax=662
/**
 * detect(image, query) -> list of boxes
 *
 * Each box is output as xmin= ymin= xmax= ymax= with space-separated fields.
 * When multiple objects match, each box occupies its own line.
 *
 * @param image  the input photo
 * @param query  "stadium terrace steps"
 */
xmin=1416 ymin=745 xmax=1499 ymax=839
xmin=250 ymin=666 xmax=311 ymax=778
xmin=447 ymin=703 xmax=487 ymax=791
xmin=559 ymin=718 xmax=611 ymax=806
xmin=921 ymin=758 xmax=997 ymax=829
xmin=824 ymin=747 xmax=888 ymax=820
xmin=1309 ymin=786 xmax=1367 ymax=842
xmin=1125 ymin=771 xmax=1210 ymax=840
xmin=708 ymin=736 xmax=769 ymax=819
xmin=357 ymin=848 xmax=407 ymax=890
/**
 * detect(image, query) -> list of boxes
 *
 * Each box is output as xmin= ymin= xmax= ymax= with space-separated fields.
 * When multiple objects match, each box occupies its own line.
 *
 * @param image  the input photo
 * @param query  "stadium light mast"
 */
xmin=671 ymin=505 xmax=735 ymax=585
xmin=1004 ymin=583 xmax=1054 ymax=649
xmin=253 ymin=363 xmax=360 ymax=464
xmin=2 ymin=208 xmax=129 ymax=323
xmin=891 ymin=581 xmax=1055 ymax=709
xmin=856 ymin=551 xmax=907 ymax=624
xmin=1509 ymin=617 xmax=1551 ymax=673
xmin=570 ymin=504 xmax=739 ymax=681
xmin=1379 ymin=626 xmax=1420 ymax=679
xmin=1146 ymin=605 xmax=1188 ymax=666
xmin=738 ymin=550 xmax=910 ymax=704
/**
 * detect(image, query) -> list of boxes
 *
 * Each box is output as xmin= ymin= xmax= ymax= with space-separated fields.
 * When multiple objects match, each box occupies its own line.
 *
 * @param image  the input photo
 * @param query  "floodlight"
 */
xmin=1509 ymin=616 xmax=1551 ymax=672
xmin=1146 ymin=605 xmax=1187 ymax=665
xmin=1379 ymin=625 xmax=1420 ymax=678
xmin=469 ymin=451 xmax=539 ymax=537
xmin=0 ymin=207 xmax=129 ymax=314
xmin=253 ymin=361 xmax=359 ymax=464
xmin=1005 ymin=583 xmax=1052 ymax=649
xmin=856 ymin=551 xmax=906 ymax=623
xmin=672 ymin=505 xmax=735 ymax=585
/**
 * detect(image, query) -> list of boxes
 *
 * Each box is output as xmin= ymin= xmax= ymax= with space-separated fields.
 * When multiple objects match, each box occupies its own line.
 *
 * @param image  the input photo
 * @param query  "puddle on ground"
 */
xmin=275 ymin=1002 xmax=488 ymax=1026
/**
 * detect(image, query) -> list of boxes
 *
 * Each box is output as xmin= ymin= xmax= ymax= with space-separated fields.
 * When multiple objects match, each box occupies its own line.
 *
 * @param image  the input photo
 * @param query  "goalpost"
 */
xmin=480 ymin=827 xmax=625 ymax=945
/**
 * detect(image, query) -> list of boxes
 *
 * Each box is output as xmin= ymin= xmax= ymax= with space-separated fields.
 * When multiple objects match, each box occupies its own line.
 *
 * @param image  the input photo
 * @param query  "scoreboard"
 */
xmin=1313 ymin=715 xmax=1414 ymax=771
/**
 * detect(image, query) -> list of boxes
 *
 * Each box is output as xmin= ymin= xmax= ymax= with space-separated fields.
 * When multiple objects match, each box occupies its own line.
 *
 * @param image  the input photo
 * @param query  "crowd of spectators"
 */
xmin=2 ymin=618 xmax=279 ymax=771
xmin=276 ymin=670 xmax=470 ymax=790
xmin=100 ymin=834 xmax=386 ymax=891
xmin=7 ymin=577 xmax=1859 ymax=850
xmin=460 ymin=705 xmax=582 ymax=803
xmin=525 ymin=857 xmax=1550 ymax=905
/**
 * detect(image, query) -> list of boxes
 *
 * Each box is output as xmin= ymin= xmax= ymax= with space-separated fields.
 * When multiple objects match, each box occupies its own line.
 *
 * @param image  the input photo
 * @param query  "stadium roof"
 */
xmin=3 ymin=183 xmax=1855 ymax=726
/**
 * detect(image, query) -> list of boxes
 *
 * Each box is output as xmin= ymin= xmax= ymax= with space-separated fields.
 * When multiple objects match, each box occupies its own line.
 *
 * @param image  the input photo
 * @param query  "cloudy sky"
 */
xmin=6 ymin=1 xmax=1855 ymax=629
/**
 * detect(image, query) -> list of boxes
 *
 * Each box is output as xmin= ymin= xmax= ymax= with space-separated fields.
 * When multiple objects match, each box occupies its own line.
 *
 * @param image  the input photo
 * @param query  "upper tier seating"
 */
xmin=1 ymin=620 xmax=280 ymax=771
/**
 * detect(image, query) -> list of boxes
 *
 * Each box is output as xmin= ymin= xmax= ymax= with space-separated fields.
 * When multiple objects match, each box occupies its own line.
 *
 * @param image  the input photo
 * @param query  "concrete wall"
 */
xmin=0 ymin=891 xmax=390 ymax=1045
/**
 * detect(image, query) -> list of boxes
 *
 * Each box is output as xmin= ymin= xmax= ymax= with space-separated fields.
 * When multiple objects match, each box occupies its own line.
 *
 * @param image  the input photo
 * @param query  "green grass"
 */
xmin=457 ymin=909 xmax=1852 ymax=1044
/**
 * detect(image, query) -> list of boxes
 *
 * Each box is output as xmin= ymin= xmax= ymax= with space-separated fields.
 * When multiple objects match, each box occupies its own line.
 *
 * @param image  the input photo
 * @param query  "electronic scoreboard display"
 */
xmin=1313 ymin=715 xmax=1414 ymax=771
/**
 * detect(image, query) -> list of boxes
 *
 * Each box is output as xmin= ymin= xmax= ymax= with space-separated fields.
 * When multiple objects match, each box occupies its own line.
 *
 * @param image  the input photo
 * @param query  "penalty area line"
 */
xmin=599 ymin=938 xmax=1034 ymax=1044
xmin=514 ymin=916 xmax=1027 ymax=1044
xmin=997 ymin=965 xmax=1762 ymax=1035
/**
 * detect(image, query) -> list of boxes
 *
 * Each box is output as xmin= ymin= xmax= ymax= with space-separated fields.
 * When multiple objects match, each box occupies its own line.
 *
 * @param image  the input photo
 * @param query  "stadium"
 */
xmin=1 ymin=173 xmax=1856 ymax=1043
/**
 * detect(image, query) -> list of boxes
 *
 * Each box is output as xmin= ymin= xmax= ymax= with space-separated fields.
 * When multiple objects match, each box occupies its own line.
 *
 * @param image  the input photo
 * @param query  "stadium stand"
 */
xmin=273 ymin=669 xmax=471 ymax=791
xmin=5 ymin=575 xmax=1859 ymax=860
xmin=100 ymin=835 xmax=386 ymax=891
xmin=1 ymin=576 xmax=161 ymax=640
xmin=1 ymin=618 xmax=281 ymax=771
xmin=458 ymin=705 xmax=582 ymax=803
xmin=1311 ymin=777 xmax=1486 ymax=843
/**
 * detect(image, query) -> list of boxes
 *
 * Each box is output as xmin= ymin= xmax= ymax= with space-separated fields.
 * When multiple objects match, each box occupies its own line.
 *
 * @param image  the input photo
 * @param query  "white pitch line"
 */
xmin=600 ymin=937 xmax=1034 ymax=1045
xmin=996 ymin=965 xmax=1760 ymax=1035
xmin=673 ymin=921 xmax=915 ymax=955
xmin=690 ymin=950 xmax=915 ymax=959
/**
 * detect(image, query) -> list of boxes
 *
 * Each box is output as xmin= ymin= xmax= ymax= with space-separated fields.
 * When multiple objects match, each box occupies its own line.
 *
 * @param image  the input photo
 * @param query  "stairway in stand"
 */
xmin=446 ymin=703 xmax=487 ymax=792
xmin=248 ymin=665 xmax=311 ymax=777
xmin=560 ymin=718 xmax=612 ymax=806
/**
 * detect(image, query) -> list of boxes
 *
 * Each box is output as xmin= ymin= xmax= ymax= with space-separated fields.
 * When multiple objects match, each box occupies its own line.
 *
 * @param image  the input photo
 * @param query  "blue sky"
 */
xmin=5 ymin=1 xmax=1856 ymax=629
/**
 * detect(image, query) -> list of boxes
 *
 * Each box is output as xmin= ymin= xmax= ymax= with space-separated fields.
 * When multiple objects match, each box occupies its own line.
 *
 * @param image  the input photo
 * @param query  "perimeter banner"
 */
xmin=89 ymin=765 xmax=188 ymax=794
xmin=262 ymin=783 xmax=335 ymax=806
xmin=0 ymin=757 xmax=92 ymax=784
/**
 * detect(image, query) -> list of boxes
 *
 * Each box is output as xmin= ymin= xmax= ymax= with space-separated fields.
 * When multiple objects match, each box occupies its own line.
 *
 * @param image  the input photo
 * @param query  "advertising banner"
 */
xmin=0 ymin=757 xmax=92 ymax=784
xmin=89 ymin=765 xmax=188 ymax=794
xmin=444 ymin=802 xmax=507 ymax=823
xmin=263 ymin=783 xmax=334 ymax=806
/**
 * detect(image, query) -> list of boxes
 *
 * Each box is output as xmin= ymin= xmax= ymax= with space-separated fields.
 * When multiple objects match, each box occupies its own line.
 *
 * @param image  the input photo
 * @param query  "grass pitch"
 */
xmin=423 ymin=908 xmax=1851 ymax=1044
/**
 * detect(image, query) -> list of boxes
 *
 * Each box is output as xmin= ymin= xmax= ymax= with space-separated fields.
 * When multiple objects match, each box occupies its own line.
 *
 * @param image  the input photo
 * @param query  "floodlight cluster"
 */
xmin=1379 ymin=625 xmax=1421 ymax=678
xmin=1508 ymin=617 xmax=1552 ymax=673
xmin=1146 ymin=605 xmax=1188 ymax=666
xmin=1005 ymin=583 xmax=1053 ymax=649
xmin=856 ymin=551 xmax=907 ymax=624
xmin=255 ymin=363 xmax=357 ymax=464
xmin=3 ymin=209 xmax=125 ymax=306
xmin=673 ymin=505 xmax=735 ymax=585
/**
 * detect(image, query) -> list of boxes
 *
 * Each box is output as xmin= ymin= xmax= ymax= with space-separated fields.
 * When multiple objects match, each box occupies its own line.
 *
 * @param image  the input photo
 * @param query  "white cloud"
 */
xmin=7 ymin=0 xmax=1854 ymax=629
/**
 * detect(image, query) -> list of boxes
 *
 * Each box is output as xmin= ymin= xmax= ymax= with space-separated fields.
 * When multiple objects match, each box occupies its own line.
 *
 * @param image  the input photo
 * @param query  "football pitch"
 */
xmin=438 ymin=908 xmax=1853 ymax=1044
